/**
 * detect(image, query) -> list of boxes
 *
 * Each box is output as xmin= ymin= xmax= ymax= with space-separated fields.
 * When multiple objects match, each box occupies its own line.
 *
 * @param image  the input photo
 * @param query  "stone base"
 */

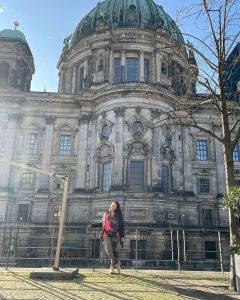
xmin=30 ymin=268 xmax=79 ymax=280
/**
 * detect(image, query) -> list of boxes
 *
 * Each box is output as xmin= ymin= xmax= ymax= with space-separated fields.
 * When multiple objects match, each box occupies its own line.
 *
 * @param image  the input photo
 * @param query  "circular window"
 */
xmin=102 ymin=125 xmax=109 ymax=139
xmin=132 ymin=121 xmax=143 ymax=136
xmin=129 ymin=5 xmax=137 ymax=13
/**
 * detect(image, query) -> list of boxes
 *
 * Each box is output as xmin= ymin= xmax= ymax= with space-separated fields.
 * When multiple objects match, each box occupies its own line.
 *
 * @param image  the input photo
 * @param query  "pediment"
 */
xmin=21 ymin=121 xmax=44 ymax=131
xmin=55 ymin=122 xmax=77 ymax=132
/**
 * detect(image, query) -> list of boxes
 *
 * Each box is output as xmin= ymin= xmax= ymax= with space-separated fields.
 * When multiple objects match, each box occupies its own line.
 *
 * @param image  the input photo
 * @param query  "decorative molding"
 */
xmin=114 ymin=106 xmax=125 ymax=118
xmin=45 ymin=115 xmax=56 ymax=124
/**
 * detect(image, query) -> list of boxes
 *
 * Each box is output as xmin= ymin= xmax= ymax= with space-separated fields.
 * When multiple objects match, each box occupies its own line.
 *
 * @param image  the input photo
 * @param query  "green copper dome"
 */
xmin=0 ymin=29 xmax=28 ymax=44
xmin=71 ymin=0 xmax=184 ymax=46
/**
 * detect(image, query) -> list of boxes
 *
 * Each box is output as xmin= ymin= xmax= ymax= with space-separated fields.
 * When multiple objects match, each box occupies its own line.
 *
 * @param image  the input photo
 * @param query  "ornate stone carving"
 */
xmin=79 ymin=112 xmax=96 ymax=125
xmin=114 ymin=106 xmax=125 ymax=118
xmin=161 ymin=144 xmax=176 ymax=161
xmin=151 ymin=109 xmax=162 ymax=119
xmin=124 ymin=141 xmax=151 ymax=155
xmin=45 ymin=116 xmax=56 ymax=124
xmin=136 ymin=106 xmax=141 ymax=114
xmin=96 ymin=142 xmax=114 ymax=159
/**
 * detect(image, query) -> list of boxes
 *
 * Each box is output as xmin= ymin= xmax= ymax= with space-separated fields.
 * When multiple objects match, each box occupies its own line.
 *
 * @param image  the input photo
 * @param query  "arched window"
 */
xmin=102 ymin=125 xmax=109 ymax=140
xmin=0 ymin=62 xmax=10 ymax=88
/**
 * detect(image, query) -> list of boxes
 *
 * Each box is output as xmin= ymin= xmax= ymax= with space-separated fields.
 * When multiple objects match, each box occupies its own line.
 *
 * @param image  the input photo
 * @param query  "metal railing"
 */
xmin=0 ymin=223 xmax=230 ymax=272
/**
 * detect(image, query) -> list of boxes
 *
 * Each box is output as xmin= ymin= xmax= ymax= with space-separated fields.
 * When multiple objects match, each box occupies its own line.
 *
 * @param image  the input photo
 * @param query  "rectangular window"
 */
xmin=26 ymin=134 xmax=38 ymax=154
xmin=196 ymin=140 xmax=208 ymax=160
xmin=144 ymin=59 xmax=150 ymax=82
xmin=199 ymin=178 xmax=210 ymax=193
xmin=18 ymin=204 xmax=29 ymax=222
xmin=233 ymin=144 xmax=239 ymax=161
xmin=102 ymin=163 xmax=112 ymax=192
xmin=235 ymin=180 xmax=240 ymax=185
xmin=125 ymin=58 xmax=139 ymax=82
xmin=53 ymin=204 xmax=62 ymax=223
xmin=162 ymin=165 xmax=170 ymax=193
xmin=113 ymin=58 xmax=121 ymax=83
xmin=59 ymin=135 xmax=72 ymax=155
xmin=130 ymin=161 xmax=144 ymax=191
xmin=205 ymin=241 xmax=217 ymax=259
xmin=202 ymin=209 xmax=213 ymax=227
xmin=130 ymin=240 xmax=146 ymax=259
xmin=161 ymin=62 xmax=167 ymax=74
xmin=79 ymin=67 xmax=84 ymax=91
xmin=21 ymin=173 xmax=34 ymax=190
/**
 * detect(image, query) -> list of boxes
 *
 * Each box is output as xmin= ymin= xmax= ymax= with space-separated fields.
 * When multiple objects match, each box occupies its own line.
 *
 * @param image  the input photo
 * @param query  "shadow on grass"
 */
xmin=174 ymin=285 xmax=238 ymax=300
xmin=6 ymin=271 xmax=86 ymax=300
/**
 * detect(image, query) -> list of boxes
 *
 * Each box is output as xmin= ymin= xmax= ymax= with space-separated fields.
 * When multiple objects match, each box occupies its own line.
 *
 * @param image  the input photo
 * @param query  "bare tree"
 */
xmin=149 ymin=0 xmax=240 ymax=290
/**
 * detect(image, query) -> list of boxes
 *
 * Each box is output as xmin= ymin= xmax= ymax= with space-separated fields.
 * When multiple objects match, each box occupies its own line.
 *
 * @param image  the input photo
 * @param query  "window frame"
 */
xmin=201 ymin=208 xmax=213 ymax=227
xmin=196 ymin=140 xmax=208 ymax=161
xmin=21 ymin=173 xmax=35 ymax=190
xmin=18 ymin=204 xmax=30 ymax=222
xmin=59 ymin=134 xmax=72 ymax=156
xmin=102 ymin=162 xmax=112 ymax=192
xmin=113 ymin=57 xmax=121 ymax=83
xmin=205 ymin=241 xmax=217 ymax=259
xmin=233 ymin=144 xmax=239 ymax=161
xmin=129 ymin=160 xmax=144 ymax=191
xmin=25 ymin=133 xmax=38 ymax=155
xmin=125 ymin=57 xmax=139 ymax=82
xmin=199 ymin=178 xmax=210 ymax=193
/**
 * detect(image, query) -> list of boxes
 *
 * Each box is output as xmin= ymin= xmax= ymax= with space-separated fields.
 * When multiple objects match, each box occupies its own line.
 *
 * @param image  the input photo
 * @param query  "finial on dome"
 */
xmin=14 ymin=20 xmax=19 ymax=30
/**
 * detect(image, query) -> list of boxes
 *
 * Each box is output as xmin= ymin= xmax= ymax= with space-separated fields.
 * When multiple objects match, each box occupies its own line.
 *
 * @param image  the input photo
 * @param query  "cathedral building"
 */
xmin=0 ymin=0 xmax=238 ymax=268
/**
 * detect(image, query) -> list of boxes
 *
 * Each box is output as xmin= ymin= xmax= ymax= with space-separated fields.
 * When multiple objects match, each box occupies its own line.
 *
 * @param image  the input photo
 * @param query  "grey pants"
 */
xmin=103 ymin=237 xmax=119 ymax=266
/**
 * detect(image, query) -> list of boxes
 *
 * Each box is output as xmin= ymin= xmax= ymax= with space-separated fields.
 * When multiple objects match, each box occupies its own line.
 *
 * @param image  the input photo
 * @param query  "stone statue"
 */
xmin=63 ymin=34 xmax=72 ymax=52
xmin=97 ymin=10 xmax=109 ymax=24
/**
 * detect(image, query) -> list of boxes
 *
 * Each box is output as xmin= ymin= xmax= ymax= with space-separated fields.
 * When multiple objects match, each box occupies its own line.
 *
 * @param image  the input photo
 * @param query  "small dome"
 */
xmin=71 ymin=0 xmax=184 ymax=47
xmin=0 ymin=29 xmax=28 ymax=44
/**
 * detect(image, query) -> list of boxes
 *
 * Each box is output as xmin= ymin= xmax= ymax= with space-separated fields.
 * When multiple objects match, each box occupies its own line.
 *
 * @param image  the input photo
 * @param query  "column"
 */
xmin=113 ymin=107 xmax=126 ymax=187
xmin=182 ymin=128 xmax=193 ymax=192
xmin=42 ymin=116 xmax=55 ymax=170
xmin=121 ymin=50 xmax=126 ymax=82
xmin=147 ymin=157 xmax=152 ymax=186
xmin=76 ymin=65 xmax=81 ymax=93
xmin=151 ymin=51 xmax=156 ymax=82
xmin=76 ymin=117 xmax=88 ymax=188
xmin=83 ymin=57 xmax=89 ymax=89
xmin=71 ymin=66 xmax=77 ymax=94
xmin=109 ymin=49 xmax=113 ymax=83
xmin=156 ymin=50 xmax=161 ymax=82
xmin=140 ymin=50 xmax=145 ymax=82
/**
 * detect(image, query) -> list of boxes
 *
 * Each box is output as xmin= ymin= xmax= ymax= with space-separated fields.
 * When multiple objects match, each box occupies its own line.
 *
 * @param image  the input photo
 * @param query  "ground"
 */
xmin=0 ymin=269 xmax=239 ymax=300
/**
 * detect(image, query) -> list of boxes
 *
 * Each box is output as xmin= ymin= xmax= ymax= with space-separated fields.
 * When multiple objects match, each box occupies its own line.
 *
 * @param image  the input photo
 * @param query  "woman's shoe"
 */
xmin=115 ymin=262 xmax=121 ymax=274
xmin=110 ymin=264 xmax=115 ymax=274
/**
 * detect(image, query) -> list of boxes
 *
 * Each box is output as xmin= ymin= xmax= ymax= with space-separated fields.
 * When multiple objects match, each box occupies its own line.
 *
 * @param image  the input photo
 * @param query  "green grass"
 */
xmin=0 ymin=271 xmax=183 ymax=300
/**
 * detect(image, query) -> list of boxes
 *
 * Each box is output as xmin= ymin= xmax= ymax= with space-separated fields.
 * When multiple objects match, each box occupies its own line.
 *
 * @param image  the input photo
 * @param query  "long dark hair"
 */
xmin=108 ymin=201 xmax=123 ymax=220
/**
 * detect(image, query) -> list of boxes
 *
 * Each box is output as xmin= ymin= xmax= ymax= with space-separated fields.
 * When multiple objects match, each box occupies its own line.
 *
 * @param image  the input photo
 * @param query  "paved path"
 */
xmin=0 ymin=268 xmax=239 ymax=300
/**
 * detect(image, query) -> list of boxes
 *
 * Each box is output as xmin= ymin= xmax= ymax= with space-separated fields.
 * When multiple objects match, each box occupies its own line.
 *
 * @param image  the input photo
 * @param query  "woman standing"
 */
xmin=102 ymin=201 xmax=124 ymax=274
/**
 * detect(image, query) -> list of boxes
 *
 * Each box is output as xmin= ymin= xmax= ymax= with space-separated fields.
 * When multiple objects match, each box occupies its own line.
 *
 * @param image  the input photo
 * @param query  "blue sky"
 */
xmin=0 ymin=0 xmax=189 ymax=92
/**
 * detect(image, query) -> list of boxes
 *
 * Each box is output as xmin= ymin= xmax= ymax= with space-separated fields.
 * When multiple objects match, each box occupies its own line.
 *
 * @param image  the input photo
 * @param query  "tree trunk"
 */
xmin=222 ymin=109 xmax=240 ymax=291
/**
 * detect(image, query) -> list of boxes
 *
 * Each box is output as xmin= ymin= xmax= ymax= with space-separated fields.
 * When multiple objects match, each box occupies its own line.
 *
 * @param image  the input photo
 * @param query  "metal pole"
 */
xmin=6 ymin=226 xmax=13 ymax=270
xmin=177 ymin=229 xmax=181 ymax=273
xmin=136 ymin=228 xmax=138 ymax=271
xmin=183 ymin=230 xmax=186 ymax=262
xmin=93 ymin=228 xmax=96 ymax=272
xmin=218 ymin=231 xmax=224 ymax=274
xmin=171 ymin=230 xmax=174 ymax=261
xmin=53 ymin=177 xmax=69 ymax=271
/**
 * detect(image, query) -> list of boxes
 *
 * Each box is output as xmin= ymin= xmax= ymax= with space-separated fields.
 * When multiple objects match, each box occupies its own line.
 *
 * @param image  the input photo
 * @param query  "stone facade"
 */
xmin=0 ymin=0 xmax=239 ymax=266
